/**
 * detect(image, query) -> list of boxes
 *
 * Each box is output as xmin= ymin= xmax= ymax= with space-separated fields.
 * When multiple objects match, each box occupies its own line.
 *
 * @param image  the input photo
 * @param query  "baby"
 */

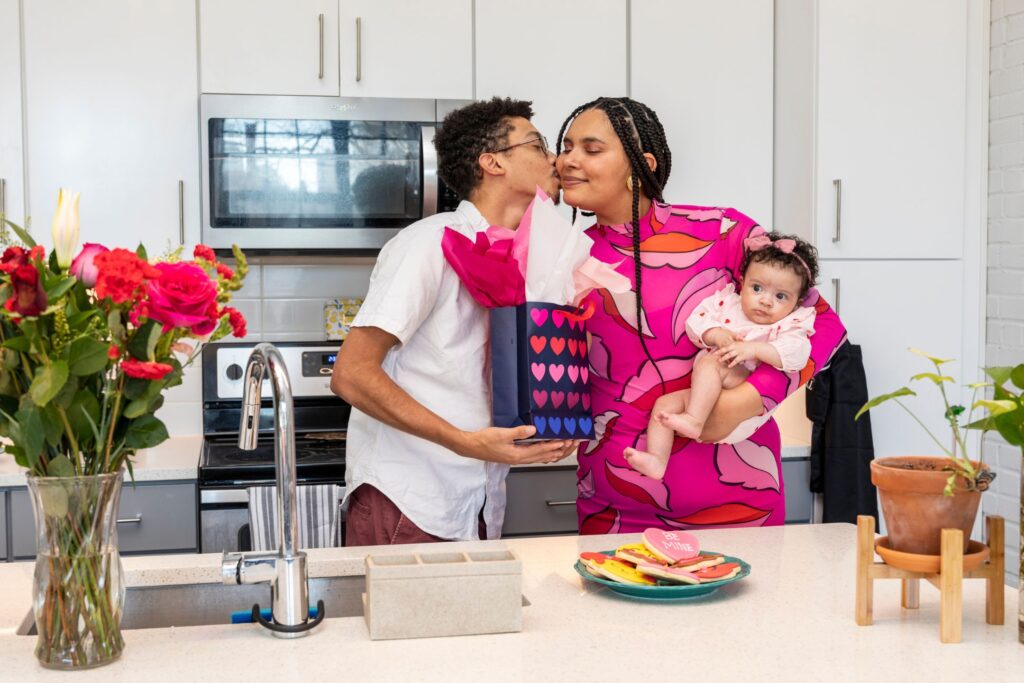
xmin=624 ymin=231 xmax=819 ymax=480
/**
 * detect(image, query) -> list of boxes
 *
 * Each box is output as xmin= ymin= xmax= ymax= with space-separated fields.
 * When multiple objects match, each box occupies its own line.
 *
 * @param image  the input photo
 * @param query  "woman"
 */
xmin=556 ymin=98 xmax=847 ymax=533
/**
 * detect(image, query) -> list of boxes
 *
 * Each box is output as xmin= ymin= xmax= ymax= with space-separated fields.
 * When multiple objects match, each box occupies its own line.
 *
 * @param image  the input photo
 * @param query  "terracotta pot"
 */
xmin=870 ymin=456 xmax=986 ymax=556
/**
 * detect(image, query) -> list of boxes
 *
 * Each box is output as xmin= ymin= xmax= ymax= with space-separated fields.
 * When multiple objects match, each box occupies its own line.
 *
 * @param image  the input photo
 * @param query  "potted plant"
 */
xmin=0 ymin=190 xmax=248 ymax=669
xmin=962 ymin=363 xmax=1024 ymax=644
xmin=856 ymin=348 xmax=996 ymax=557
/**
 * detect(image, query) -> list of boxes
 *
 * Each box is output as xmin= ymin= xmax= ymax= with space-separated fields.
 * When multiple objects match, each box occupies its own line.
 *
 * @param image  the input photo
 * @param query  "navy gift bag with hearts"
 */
xmin=490 ymin=302 xmax=595 ymax=441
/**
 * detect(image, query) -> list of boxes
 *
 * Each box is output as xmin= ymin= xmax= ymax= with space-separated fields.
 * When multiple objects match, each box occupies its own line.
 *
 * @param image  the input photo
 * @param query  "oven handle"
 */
xmin=201 ymin=489 xmax=250 ymax=505
xmin=422 ymin=125 xmax=438 ymax=218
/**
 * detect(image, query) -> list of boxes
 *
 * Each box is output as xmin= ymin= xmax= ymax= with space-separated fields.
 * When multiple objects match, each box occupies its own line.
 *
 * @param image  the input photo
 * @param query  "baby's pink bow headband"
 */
xmin=743 ymin=234 xmax=812 ymax=282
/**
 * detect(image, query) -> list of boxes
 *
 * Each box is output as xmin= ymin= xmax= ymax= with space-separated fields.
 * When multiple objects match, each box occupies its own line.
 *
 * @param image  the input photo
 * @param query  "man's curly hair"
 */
xmin=433 ymin=97 xmax=534 ymax=199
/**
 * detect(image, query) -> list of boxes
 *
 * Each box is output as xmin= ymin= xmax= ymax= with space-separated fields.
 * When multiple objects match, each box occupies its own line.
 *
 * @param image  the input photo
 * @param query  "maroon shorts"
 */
xmin=344 ymin=484 xmax=487 ymax=547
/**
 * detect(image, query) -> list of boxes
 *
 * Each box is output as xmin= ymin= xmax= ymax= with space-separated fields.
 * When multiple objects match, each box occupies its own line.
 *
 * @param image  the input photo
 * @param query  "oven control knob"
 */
xmin=226 ymin=363 xmax=243 ymax=380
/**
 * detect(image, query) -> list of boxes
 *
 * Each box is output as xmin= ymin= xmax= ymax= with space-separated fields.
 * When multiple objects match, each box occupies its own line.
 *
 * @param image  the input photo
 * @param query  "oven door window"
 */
xmin=208 ymin=118 xmax=423 ymax=228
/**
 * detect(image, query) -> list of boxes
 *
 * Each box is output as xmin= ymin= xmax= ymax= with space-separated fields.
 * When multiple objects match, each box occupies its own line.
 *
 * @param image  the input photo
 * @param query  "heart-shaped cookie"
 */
xmin=580 ymin=552 xmax=657 ymax=585
xmin=641 ymin=528 xmax=700 ymax=563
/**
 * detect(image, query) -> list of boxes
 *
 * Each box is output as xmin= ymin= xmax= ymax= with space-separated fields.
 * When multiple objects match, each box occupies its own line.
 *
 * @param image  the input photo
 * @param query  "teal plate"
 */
xmin=574 ymin=549 xmax=751 ymax=600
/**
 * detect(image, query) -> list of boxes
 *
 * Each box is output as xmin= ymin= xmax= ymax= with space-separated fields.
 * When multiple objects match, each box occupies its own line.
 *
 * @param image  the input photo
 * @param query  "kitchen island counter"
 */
xmin=0 ymin=523 xmax=1020 ymax=680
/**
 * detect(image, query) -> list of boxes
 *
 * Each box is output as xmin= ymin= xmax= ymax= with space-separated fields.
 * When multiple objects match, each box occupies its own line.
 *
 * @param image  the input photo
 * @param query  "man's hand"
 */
xmin=455 ymin=426 xmax=579 ymax=465
xmin=702 ymin=327 xmax=737 ymax=349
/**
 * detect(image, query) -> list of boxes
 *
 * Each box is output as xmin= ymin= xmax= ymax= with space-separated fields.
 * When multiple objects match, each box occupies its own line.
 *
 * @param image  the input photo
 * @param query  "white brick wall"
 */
xmin=988 ymin=0 xmax=1024 ymax=586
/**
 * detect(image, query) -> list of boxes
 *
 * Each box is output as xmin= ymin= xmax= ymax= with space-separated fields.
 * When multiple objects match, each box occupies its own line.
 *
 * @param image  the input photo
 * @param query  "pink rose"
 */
xmin=145 ymin=262 xmax=219 ymax=335
xmin=70 ymin=243 xmax=110 ymax=288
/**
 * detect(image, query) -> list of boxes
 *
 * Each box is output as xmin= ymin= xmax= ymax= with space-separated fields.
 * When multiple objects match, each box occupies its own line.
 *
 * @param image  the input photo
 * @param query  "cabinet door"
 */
xmin=0 ymin=490 xmax=7 ymax=561
xmin=10 ymin=488 xmax=32 ymax=559
xmin=0 ymin=0 xmax=25 ymax=226
xmin=339 ymin=0 xmax=472 ymax=99
xmin=631 ymin=0 xmax=773 ymax=224
xmin=117 ymin=483 xmax=197 ymax=554
xmin=817 ymin=260 xmax=965 ymax=460
xmin=200 ymin=0 xmax=340 ymax=96
xmin=23 ymin=0 xmax=200 ymax=251
xmin=816 ymin=0 xmax=965 ymax=258
xmin=476 ymin=0 xmax=627 ymax=148
xmin=782 ymin=459 xmax=812 ymax=523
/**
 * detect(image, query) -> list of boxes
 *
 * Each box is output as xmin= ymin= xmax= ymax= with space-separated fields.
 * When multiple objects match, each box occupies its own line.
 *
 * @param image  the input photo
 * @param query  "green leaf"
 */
xmin=44 ymin=276 xmax=77 ymax=301
xmin=123 ymin=415 xmax=168 ymax=449
xmin=52 ymin=374 xmax=79 ymax=409
xmin=984 ymin=366 xmax=1013 ymax=387
xmin=972 ymin=399 xmax=1017 ymax=417
xmin=127 ymin=319 xmax=161 ymax=362
xmin=29 ymin=361 xmax=69 ymax=407
xmin=967 ymin=381 xmax=992 ymax=389
xmin=911 ymin=372 xmax=955 ymax=385
xmin=67 ymin=390 xmax=101 ymax=448
xmin=123 ymin=397 xmax=152 ymax=419
xmin=124 ymin=377 xmax=150 ymax=400
xmin=67 ymin=310 xmax=96 ymax=328
xmin=12 ymin=406 xmax=44 ymax=468
xmin=856 ymin=387 xmax=916 ymax=421
xmin=135 ymin=243 xmax=148 ymax=261
xmin=3 ymin=336 xmax=31 ymax=352
xmin=4 ymin=218 xmax=36 ymax=247
xmin=1011 ymin=365 xmax=1024 ymax=391
xmin=40 ymin=405 xmax=64 ymax=447
xmin=46 ymin=454 xmax=75 ymax=477
xmin=909 ymin=347 xmax=953 ymax=365
xmin=68 ymin=337 xmax=110 ymax=376
xmin=4 ymin=444 xmax=27 ymax=468
xmin=108 ymin=309 xmax=125 ymax=341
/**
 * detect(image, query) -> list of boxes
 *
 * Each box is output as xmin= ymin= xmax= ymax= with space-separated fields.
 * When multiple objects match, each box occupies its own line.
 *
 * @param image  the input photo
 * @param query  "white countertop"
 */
xmin=0 ymin=523 xmax=1019 ymax=680
xmin=0 ymin=436 xmax=203 ymax=487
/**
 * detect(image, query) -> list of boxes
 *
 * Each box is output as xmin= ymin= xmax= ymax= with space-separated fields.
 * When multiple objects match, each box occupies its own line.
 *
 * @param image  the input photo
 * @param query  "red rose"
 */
xmin=193 ymin=244 xmax=217 ymax=262
xmin=94 ymin=248 xmax=161 ymax=303
xmin=29 ymin=245 xmax=45 ymax=262
xmin=121 ymin=358 xmax=173 ymax=380
xmin=223 ymin=306 xmax=247 ymax=338
xmin=145 ymin=262 xmax=219 ymax=335
xmin=70 ymin=243 xmax=110 ymax=288
xmin=0 ymin=246 xmax=28 ymax=274
xmin=4 ymin=264 xmax=47 ymax=318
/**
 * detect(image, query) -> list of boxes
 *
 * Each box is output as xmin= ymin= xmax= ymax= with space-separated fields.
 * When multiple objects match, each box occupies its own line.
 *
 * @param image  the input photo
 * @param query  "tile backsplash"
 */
xmin=157 ymin=257 xmax=375 ymax=436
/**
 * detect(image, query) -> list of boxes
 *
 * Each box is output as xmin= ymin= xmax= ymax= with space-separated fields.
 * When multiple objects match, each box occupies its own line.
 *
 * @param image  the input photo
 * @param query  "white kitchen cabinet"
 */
xmin=0 ymin=0 xmax=24 ymax=228
xmin=22 ymin=0 xmax=200 ymax=252
xmin=200 ymin=0 xmax=340 ymax=96
xmin=475 ymin=0 xmax=627 ymax=148
xmin=339 ymin=0 xmax=472 ymax=100
xmin=631 ymin=0 xmax=774 ymax=225
xmin=815 ymin=0 xmax=966 ymax=259
xmin=817 ymin=260 xmax=966 ymax=460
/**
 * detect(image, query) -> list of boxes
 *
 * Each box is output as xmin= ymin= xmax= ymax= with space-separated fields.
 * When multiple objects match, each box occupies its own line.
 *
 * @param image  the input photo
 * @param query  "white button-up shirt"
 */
xmin=343 ymin=201 xmax=509 ymax=540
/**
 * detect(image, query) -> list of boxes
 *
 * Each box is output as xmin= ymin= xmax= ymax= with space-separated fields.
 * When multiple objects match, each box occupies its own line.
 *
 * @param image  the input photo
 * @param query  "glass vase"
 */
xmin=26 ymin=471 xmax=126 ymax=669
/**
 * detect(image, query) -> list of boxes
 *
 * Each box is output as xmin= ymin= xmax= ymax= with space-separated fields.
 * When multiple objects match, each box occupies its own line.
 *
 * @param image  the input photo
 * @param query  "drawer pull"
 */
xmin=117 ymin=514 xmax=142 ymax=524
xmin=544 ymin=500 xmax=576 ymax=507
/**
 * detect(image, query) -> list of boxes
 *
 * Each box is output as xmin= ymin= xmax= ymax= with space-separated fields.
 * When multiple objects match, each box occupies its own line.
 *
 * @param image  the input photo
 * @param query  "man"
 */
xmin=332 ymin=98 xmax=575 ymax=546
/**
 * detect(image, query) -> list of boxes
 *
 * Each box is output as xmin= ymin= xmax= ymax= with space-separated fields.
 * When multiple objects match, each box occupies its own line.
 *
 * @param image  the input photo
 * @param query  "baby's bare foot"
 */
xmin=623 ymin=447 xmax=669 ymax=480
xmin=658 ymin=412 xmax=703 ymax=440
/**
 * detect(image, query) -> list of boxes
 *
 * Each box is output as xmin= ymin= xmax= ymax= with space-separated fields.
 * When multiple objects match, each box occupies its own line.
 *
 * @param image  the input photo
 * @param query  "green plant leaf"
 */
xmin=135 ymin=243 xmax=148 ymax=261
xmin=67 ymin=389 xmax=101 ymax=448
xmin=4 ymin=218 xmax=36 ymax=247
xmin=967 ymin=381 xmax=992 ymax=389
xmin=107 ymin=309 xmax=125 ymax=341
xmin=1012 ymin=364 xmax=1024 ymax=391
xmin=856 ymin=387 xmax=916 ymax=421
xmin=12 ymin=406 xmax=43 ymax=468
xmin=127 ymin=319 xmax=160 ymax=362
xmin=68 ymin=337 xmax=110 ymax=376
xmin=909 ymin=347 xmax=953 ymax=365
xmin=972 ymin=399 xmax=1017 ymax=416
xmin=29 ymin=361 xmax=69 ymax=407
xmin=984 ymin=366 xmax=1013 ymax=386
xmin=40 ymin=405 xmax=64 ymax=447
xmin=44 ymin=276 xmax=76 ymax=301
xmin=46 ymin=454 xmax=75 ymax=477
xmin=52 ymin=374 xmax=79 ymax=409
xmin=3 ymin=336 xmax=31 ymax=352
xmin=123 ymin=397 xmax=152 ymax=419
xmin=123 ymin=414 xmax=168 ymax=449
xmin=67 ymin=310 xmax=96 ymax=328
xmin=911 ymin=372 xmax=955 ymax=385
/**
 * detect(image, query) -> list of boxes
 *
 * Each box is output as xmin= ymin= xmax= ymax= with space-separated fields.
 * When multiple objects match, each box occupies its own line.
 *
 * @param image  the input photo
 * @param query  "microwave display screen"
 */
xmin=208 ymin=118 xmax=423 ymax=228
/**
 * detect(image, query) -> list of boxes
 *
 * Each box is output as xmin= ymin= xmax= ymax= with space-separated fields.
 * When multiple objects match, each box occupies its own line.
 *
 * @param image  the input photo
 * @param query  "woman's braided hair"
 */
xmin=556 ymin=98 xmax=672 ymax=385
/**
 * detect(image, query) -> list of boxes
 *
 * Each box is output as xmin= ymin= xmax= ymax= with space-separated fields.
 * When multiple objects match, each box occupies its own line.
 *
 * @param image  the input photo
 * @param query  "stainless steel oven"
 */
xmin=200 ymin=95 xmax=466 ymax=253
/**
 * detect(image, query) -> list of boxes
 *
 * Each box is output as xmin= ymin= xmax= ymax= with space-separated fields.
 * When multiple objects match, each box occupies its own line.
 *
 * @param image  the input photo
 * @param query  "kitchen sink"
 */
xmin=16 ymin=575 xmax=364 ymax=635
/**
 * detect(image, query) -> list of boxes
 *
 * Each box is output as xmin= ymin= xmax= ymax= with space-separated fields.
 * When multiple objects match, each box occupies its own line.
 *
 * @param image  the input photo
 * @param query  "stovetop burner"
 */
xmin=199 ymin=434 xmax=346 ymax=486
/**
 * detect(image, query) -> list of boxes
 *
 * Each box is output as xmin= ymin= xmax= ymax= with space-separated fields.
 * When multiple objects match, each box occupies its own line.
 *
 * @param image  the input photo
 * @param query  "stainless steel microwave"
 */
xmin=200 ymin=95 xmax=467 ymax=253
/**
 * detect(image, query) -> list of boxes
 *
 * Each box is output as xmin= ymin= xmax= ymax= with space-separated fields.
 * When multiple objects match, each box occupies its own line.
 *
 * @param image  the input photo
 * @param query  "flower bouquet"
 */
xmin=0 ymin=189 xmax=248 ymax=668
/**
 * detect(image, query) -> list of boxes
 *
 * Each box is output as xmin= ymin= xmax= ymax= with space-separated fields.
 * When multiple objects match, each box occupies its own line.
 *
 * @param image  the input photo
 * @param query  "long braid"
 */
xmin=556 ymin=97 xmax=674 ymax=392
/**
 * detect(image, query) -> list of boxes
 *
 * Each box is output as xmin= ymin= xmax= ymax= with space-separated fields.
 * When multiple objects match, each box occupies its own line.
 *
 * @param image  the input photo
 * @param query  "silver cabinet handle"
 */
xmin=545 ymin=500 xmax=576 ymax=507
xmin=318 ymin=13 xmax=325 ymax=79
xmin=421 ymin=125 xmax=438 ymax=217
xmin=831 ymin=277 xmax=841 ymax=316
xmin=178 ymin=180 xmax=185 ymax=245
xmin=832 ymin=178 xmax=842 ymax=243
xmin=355 ymin=17 xmax=362 ymax=82
xmin=117 ymin=514 xmax=142 ymax=524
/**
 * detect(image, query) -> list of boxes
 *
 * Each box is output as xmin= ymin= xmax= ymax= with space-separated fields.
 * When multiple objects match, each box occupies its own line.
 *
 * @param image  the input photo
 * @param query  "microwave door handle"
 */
xmin=422 ymin=125 xmax=438 ymax=217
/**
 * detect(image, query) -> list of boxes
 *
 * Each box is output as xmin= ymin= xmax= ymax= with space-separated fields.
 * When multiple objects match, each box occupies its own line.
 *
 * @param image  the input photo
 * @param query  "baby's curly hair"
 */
xmin=433 ymin=97 xmax=534 ymax=200
xmin=742 ymin=232 xmax=819 ymax=298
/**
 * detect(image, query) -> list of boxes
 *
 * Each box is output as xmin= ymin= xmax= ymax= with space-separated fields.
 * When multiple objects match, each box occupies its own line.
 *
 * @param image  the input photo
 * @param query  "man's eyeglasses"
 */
xmin=490 ymin=135 xmax=549 ymax=155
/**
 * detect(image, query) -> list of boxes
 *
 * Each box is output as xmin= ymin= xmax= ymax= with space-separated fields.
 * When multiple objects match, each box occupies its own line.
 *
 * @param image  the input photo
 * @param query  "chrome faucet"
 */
xmin=221 ymin=343 xmax=324 ymax=637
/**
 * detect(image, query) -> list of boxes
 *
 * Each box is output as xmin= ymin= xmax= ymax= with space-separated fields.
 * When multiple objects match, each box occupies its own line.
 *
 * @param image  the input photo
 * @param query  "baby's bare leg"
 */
xmin=721 ymin=365 xmax=752 ymax=390
xmin=624 ymin=391 xmax=688 ymax=480
xmin=659 ymin=352 xmax=730 ymax=439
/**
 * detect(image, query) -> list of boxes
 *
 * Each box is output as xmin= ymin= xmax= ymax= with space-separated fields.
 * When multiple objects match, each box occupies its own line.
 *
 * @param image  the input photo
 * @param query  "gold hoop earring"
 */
xmin=626 ymin=176 xmax=641 ymax=192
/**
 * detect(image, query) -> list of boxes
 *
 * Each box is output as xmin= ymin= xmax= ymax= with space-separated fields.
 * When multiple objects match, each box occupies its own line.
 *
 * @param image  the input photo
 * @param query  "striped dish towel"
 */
xmin=247 ymin=485 xmax=342 ymax=552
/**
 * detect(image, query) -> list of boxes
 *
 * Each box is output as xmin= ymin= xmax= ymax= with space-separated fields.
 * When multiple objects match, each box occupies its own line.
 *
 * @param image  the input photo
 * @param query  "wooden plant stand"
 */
xmin=855 ymin=515 xmax=1005 ymax=643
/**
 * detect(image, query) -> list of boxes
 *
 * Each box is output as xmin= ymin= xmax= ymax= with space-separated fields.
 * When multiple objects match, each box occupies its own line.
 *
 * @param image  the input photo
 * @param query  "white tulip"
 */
xmin=51 ymin=188 xmax=81 ymax=270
